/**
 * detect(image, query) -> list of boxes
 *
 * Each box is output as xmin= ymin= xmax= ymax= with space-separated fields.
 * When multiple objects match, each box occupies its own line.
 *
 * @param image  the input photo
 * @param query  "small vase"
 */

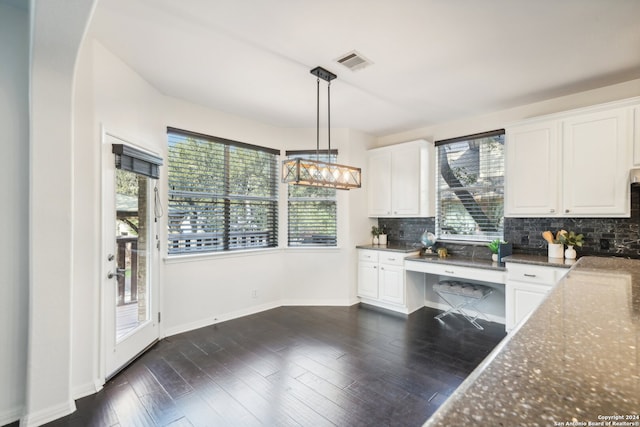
xmin=491 ymin=253 xmax=498 ymax=262
xmin=372 ymin=236 xmax=379 ymax=245
xmin=378 ymin=234 xmax=387 ymax=245
xmin=565 ymin=245 xmax=577 ymax=260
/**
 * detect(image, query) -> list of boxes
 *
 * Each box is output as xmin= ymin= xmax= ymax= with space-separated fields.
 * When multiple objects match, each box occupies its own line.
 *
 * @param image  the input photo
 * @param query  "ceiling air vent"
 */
xmin=336 ymin=50 xmax=372 ymax=71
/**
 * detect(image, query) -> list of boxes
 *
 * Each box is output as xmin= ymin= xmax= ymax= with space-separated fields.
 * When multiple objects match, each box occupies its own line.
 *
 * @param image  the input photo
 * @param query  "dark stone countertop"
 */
xmin=501 ymin=253 xmax=574 ymax=268
xmin=423 ymin=256 xmax=640 ymax=426
xmin=356 ymin=243 xmax=422 ymax=253
xmin=404 ymin=254 xmax=506 ymax=271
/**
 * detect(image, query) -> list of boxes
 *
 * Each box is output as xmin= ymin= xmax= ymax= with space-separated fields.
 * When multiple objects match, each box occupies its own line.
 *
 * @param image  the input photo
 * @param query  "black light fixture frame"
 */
xmin=280 ymin=65 xmax=361 ymax=190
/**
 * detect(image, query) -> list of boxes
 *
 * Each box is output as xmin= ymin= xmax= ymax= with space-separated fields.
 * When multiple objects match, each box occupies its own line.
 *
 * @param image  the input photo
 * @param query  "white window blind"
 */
xmin=167 ymin=128 xmax=279 ymax=254
xmin=436 ymin=130 xmax=505 ymax=242
xmin=286 ymin=151 xmax=337 ymax=247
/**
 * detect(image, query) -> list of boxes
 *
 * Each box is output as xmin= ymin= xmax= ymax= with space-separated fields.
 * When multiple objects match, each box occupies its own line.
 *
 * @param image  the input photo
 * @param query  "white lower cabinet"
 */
xmin=379 ymin=264 xmax=404 ymax=305
xmin=357 ymin=249 xmax=422 ymax=314
xmin=505 ymin=262 xmax=569 ymax=331
xmin=357 ymin=261 xmax=379 ymax=299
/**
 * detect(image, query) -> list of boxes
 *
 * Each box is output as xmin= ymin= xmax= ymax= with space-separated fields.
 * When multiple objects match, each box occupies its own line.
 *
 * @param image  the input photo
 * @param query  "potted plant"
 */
xmin=378 ymin=225 xmax=388 ymax=246
xmin=371 ymin=226 xmax=380 ymax=245
xmin=559 ymin=231 xmax=584 ymax=260
xmin=487 ymin=239 xmax=501 ymax=262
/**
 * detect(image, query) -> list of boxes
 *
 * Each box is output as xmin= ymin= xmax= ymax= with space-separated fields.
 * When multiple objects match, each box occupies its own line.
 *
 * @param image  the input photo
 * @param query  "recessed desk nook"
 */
xmin=357 ymin=245 xmax=572 ymax=331
xmin=404 ymin=254 xmax=507 ymax=326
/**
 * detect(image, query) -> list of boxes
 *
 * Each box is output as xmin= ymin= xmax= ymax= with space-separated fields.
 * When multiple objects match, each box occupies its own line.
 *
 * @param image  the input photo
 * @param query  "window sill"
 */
xmin=164 ymin=247 xmax=282 ymax=264
xmin=284 ymin=246 xmax=343 ymax=253
xmin=163 ymin=246 xmax=345 ymax=264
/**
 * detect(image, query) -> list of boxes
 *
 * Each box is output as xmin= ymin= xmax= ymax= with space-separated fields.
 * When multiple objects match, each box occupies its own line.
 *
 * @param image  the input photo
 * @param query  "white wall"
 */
xmin=26 ymin=0 xmax=97 ymax=425
xmin=0 ymin=2 xmax=29 ymax=424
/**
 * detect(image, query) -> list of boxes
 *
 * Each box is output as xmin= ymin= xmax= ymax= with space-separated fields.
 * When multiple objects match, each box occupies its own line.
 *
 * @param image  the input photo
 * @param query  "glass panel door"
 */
xmin=102 ymin=131 xmax=159 ymax=379
xmin=115 ymin=169 xmax=150 ymax=341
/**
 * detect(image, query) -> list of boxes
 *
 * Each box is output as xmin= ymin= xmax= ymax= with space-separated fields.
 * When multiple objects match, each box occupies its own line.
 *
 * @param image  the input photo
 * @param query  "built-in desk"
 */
xmin=405 ymin=255 xmax=507 ymax=324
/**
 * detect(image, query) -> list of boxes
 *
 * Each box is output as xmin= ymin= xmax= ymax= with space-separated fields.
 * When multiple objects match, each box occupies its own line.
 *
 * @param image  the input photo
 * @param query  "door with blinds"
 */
xmin=102 ymin=129 xmax=163 ymax=379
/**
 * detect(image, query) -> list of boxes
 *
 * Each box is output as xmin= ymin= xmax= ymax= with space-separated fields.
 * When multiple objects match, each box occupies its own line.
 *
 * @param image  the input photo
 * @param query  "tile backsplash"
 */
xmin=377 ymin=187 xmax=640 ymax=259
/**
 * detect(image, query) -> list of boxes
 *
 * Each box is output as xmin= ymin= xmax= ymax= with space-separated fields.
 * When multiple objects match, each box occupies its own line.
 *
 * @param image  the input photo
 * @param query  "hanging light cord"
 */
xmin=327 ymin=79 xmax=331 ymax=158
xmin=154 ymin=184 xmax=164 ymax=221
xmin=316 ymin=77 xmax=320 ymax=161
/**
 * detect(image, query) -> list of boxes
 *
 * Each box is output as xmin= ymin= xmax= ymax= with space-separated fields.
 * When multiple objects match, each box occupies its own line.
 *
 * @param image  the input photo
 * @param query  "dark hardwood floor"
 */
xmin=42 ymin=305 xmax=506 ymax=427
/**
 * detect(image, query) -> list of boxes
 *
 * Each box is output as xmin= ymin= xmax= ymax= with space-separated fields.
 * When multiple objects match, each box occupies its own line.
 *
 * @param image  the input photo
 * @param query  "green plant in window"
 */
xmin=487 ymin=239 xmax=503 ymax=254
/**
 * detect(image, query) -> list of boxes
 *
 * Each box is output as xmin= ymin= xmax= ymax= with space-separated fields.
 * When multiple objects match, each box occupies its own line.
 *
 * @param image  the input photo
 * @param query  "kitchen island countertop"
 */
xmin=423 ymin=256 xmax=640 ymax=426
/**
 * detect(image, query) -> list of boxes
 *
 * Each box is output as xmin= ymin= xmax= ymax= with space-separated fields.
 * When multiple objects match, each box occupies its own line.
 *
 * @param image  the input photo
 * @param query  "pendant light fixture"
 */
xmin=281 ymin=66 xmax=362 ymax=190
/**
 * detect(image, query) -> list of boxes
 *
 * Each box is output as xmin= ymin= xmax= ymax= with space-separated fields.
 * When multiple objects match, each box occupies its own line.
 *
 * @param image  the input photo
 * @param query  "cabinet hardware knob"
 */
xmin=445 ymin=270 xmax=454 ymax=274
xmin=388 ymin=258 xmax=396 ymax=261
xmin=549 ymin=209 xmax=555 ymax=213
xmin=565 ymin=209 xmax=570 ymax=213
xmin=524 ymin=273 xmax=536 ymax=278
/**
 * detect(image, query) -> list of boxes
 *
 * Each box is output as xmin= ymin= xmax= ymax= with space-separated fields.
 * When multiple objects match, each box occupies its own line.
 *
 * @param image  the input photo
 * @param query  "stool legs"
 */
xmin=434 ymin=289 xmax=492 ymax=330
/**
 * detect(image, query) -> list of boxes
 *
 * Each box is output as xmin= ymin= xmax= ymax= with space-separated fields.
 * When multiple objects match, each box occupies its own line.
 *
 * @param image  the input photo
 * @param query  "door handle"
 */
xmin=107 ymin=270 xmax=125 ymax=279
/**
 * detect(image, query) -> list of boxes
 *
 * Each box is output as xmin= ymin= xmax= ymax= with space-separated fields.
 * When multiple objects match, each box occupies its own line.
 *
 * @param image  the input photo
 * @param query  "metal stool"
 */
xmin=433 ymin=280 xmax=493 ymax=330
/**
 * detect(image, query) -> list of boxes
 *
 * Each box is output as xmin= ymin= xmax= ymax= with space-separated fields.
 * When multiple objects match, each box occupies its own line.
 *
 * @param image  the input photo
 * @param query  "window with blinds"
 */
xmin=167 ymin=128 xmax=279 ymax=254
xmin=287 ymin=151 xmax=337 ymax=247
xmin=435 ymin=130 xmax=505 ymax=242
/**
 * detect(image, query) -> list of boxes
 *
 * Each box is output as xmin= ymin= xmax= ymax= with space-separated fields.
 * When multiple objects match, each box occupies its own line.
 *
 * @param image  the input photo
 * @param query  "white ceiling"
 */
xmin=88 ymin=0 xmax=640 ymax=136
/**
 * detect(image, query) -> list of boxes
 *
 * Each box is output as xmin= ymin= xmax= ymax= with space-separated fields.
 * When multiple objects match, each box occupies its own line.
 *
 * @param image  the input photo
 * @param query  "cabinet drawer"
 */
xmin=405 ymin=260 xmax=506 ymax=284
xmin=378 ymin=252 xmax=405 ymax=266
xmin=358 ymin=250 xmax=379 ymax=262
xmin=506 ymin=263 xmax=559 ymax=286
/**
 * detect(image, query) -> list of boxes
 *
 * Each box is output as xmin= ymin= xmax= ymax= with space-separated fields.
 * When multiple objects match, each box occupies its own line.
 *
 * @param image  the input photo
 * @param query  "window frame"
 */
xmin=435 ymin=129 xmax=505 ymax=243
xmin=166 ymin=127 xmax=279 ymax=255
xmin=285 ymin=150 xmax=338 ymax=248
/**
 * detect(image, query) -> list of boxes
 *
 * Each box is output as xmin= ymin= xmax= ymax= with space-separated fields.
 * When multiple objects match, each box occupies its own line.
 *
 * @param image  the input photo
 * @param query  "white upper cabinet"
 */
xmin=366 ymin=150 xmax=393 ymax=217
xmin=505 ymin=120 xmax=561 ymax=216
xmin=562 ymin=108 xmax=629 ymax=216
xmin=367 ymin=139 xmax=434 ymax=217
xmin=505 ymin=98 xmax=637 ymax=218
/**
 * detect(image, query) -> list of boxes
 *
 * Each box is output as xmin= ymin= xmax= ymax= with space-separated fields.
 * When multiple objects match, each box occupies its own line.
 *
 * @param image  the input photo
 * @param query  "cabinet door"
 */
xmin=357 ymin=261 xmax=379 ymax=299
xmin=390 ymin=146 xmax=421 ymax=216
xmin=379 ymin=264 xmax=404 ymax=305
xmin=367 ymin=151 xmax=392 ymax=217
xmin=562 ymin=108 xmax=630 ymax=216
xmin=505 ymin=280 xmax=552 ymax=331
xmin=505 ymin=121 xmax=560 ymax=216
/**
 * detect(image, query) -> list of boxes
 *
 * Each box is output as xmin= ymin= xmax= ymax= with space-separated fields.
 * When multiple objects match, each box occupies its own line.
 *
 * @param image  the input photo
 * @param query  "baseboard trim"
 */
xmin=280 ymin=298 xmax=354 ymax=307
xmin=163 ymin=301 xmax=282 ymax=337
xmin=72 ymin=380 xmax=103 ymax=400
xmin=21 ymin=400 xmax=76 ymax=427
xmin=0 ymin=405 xmax=23 ymax=427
